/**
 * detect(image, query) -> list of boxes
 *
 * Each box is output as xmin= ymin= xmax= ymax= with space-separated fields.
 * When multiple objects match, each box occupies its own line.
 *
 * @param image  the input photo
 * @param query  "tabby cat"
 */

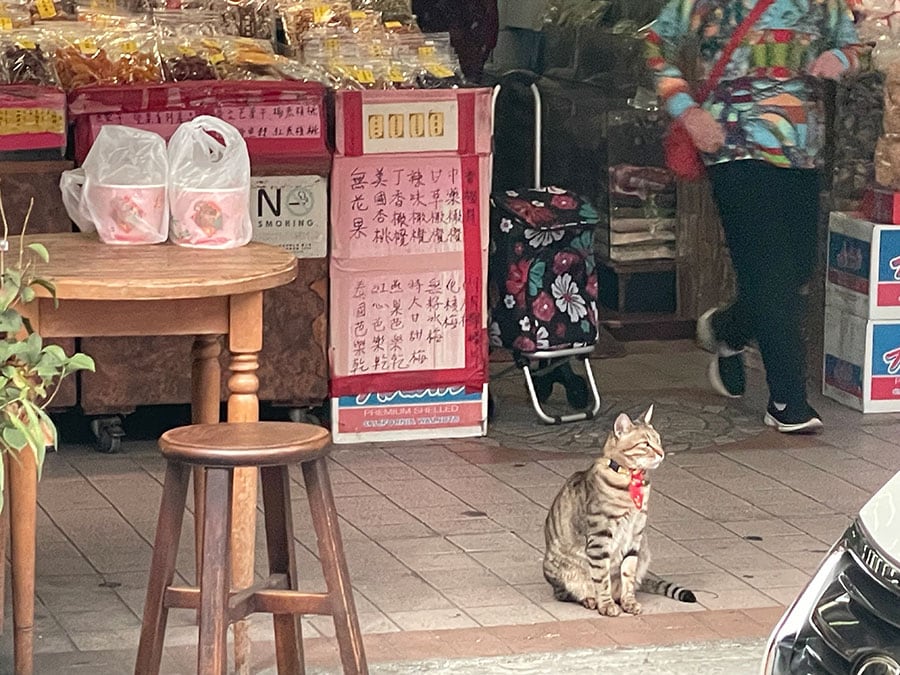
xmin=543 ymin=405 xmax=696 ymax=616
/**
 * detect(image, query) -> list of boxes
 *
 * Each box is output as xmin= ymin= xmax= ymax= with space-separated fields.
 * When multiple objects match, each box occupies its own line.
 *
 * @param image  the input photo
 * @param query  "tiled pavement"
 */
xmin=3 ymin=339 xmax=900 ymax=673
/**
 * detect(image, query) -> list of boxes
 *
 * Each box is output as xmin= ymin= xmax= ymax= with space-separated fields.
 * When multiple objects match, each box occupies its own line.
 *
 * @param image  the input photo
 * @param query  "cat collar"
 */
xmin=607 ymin=460 xmax=648 ymax=510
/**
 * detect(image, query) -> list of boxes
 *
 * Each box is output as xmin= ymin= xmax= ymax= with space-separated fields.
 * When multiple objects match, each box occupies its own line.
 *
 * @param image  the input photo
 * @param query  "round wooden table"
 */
xmin=7 ymin=232 xmax=297 ymax=675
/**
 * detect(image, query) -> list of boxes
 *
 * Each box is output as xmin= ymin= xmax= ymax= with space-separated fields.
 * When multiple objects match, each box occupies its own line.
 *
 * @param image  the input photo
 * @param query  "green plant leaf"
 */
xmin=0 ymin=309 xmax=23 ymax=334
xmin=0 ymin=283 xmax=17 ymax=312
xmin=0 ymin=456 xmax=5 ymax=513
xmin=62 ymin=353 xmax=96 ymax=375
xmin=2 ymin=426 xmax=26 ymax=450
xmin=19 ymin=286 xmax=35 ymax=304
xmin=26 ymin=243 xmax=49 ymax=263
xmin=29 ymin=277 xmax=56 ymax=302
xmin=24 ymin=331 xmax=41 ymax=362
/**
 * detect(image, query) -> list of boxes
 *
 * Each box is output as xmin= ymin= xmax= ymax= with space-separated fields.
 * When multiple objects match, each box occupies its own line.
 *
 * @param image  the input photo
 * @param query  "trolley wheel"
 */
xmin=559 ymin=363 xmax=590 ymax=410
xmin=90 ymin=416 xmax=125 ymax=454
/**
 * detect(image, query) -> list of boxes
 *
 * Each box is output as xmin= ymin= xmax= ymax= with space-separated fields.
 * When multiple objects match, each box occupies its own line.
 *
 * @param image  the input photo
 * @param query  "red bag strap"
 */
xmin=696 ymin=0 xmax=776 ymax=102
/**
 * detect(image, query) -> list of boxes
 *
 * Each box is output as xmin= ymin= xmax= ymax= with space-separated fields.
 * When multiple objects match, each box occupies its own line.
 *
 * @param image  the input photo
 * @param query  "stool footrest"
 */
xmin=165 ymin=575 xmax=333 ymax=622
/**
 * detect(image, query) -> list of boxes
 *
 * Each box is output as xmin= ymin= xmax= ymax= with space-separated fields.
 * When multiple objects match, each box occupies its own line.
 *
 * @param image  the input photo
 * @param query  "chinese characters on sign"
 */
xmin=344 ymin=271 xmax=467 ymax=376
xmin=88 ymin=102 xmax=322 ymax=143
xmin=335 ymin=155 xmax=467 ymax=258
xmin=219 ymin=103 xmax=322 ymax=138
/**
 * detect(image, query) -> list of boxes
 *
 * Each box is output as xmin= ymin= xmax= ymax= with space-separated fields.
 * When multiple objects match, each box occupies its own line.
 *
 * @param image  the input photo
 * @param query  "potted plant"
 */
xmin=0 ymin=196 xmax=95 ymax=510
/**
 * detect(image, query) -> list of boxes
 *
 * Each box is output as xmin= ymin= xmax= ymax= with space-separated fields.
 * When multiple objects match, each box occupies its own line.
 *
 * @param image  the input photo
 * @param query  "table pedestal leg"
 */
xmin=8 ymin=447 xmax=37 ymax=675
xmin=191 ymin=336 xmax=221 ymax=603
xmin=227 ymin=293 xmax=263 ymax=675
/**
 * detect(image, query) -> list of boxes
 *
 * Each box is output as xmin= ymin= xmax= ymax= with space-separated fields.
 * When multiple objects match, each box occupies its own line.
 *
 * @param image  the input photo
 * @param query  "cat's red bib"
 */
xmin=629 ymin=470 xmax=647 ymax=510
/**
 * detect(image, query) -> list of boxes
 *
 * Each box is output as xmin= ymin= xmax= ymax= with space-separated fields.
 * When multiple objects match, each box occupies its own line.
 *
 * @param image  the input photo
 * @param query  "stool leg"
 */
xmin=198 ymin=467 xmax=233 ymax=675
xmin=135 ymin=461 xmax=191 ymax=675
xmin=302 ymin=458 xmax=368 ymax=675
xmin=260 ymin=465 xmax=304 ymax=675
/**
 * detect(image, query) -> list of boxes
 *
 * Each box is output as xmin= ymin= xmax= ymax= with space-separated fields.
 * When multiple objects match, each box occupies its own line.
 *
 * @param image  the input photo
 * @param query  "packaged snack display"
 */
xmin=351 ymin=0 xmax=410 ymax=24
xmin=0 ymin=0 xmax=35 ymax=29
xmin=221 ymin=0 xmax=273 ymax=39
xmin=396 ymin=33 xmax=465 ymax=88
xmin=279 ymin=0 xmax=352 ymax=49
xmin=29 ymin=0 xmax=76 ymax=21
xmin=0 ymin=29 xmax=59 ymax=85
xmin=107 ymin=30 xmax=162 ymax=83
xmin=159 ymin=36 xmax=219 ymax=80
xmin=153 ymin=9 xmax=224 ymax=37
xmin=213 ymin=35 xmax=279 ymax=79
xmin=50 ymin=25 xmax=120 ymax=89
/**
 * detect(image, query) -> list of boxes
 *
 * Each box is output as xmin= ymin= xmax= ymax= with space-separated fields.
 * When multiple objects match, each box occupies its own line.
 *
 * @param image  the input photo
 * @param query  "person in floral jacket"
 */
xmin=645 ymin=0 xmax=861 ymax=433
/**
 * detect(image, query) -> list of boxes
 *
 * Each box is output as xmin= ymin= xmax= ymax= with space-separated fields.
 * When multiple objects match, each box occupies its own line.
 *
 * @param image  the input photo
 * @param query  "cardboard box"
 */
xmin=328 ymin=151 xmax=490 ymax=441
xmin=330 ymin=385 xmax=488 ymax=443
xmin=823 ymin=303 xmax=900 ymax=413
xmin=826 ymin=211 xmax=900 ymax=320
xmin=334 ymin=88 xmax=493 ymax=156
xmin=862 ymin=184 xmax=900 ymax=224
xmin=250 ymin=175 xmax=328 ymax=259
xmin=0 ymin=86 xmax=66 ymax=153
xmin=68 ymin=81 xmax=328 ymax=164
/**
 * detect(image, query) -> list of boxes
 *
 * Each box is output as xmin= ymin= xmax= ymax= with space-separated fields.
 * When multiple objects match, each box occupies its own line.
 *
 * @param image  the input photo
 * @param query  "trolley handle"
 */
xmin=491 ymin=69 xmax=543 ymax=190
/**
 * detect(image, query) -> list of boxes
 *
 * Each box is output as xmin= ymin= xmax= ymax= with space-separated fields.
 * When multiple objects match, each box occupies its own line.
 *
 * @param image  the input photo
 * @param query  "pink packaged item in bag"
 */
xmin=60 ymin=125 xmax=169 ymax=245
xmin=167 ymin=116 xmax=252 ymax=249
xmin=169 ymin=187 xmax=249 ymax=248
xmin=84 ymin=184 xmax=167 ymax=244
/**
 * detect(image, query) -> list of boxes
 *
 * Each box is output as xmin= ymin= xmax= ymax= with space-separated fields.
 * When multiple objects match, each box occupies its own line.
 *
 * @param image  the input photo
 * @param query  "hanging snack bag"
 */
xmin=60 ymin=125 xmax=169 ymax=244
xmin=50 ymin=23 xmax=121 ymax=89
xmin=159 ymin=36 xmax=220 ymax=80
xmin=0 ymin=0 xmax=35 ymax=29
xmin=278 ymin=0 xmax=352 ymax=51
xmin=221 ymin=0 xmax=274 ymax=39
xmin=106 ymin=28 xmax=163 ymax=83
xmin=213 ymin=35 xmax=279 ymax=79
xmin=0 ymin=28 xmax=60 ymax=85
xmin=29 ymin=0 xmax=76 ymax=22
xmin=167 ymin=115 xmax=252 ymax=249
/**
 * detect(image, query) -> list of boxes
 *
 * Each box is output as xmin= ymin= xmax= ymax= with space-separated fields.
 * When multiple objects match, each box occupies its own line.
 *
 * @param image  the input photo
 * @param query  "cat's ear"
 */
xmin=642 ymin=404 xmax=654 ymax=425
xmin=614 ymin=412 xmax=634 ymax=437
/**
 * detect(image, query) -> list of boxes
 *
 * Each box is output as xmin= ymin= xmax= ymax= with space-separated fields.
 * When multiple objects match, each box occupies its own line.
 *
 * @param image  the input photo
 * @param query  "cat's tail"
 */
xmin=639 ymin=570 xmax=697 ymax=603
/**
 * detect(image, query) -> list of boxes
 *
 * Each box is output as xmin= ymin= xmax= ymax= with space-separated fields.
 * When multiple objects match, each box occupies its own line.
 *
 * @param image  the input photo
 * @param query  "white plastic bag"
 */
xmin=167 ymin=115 xmax=252 ymax=249
xmin=59 ymin=125 xmax=169 ymax=245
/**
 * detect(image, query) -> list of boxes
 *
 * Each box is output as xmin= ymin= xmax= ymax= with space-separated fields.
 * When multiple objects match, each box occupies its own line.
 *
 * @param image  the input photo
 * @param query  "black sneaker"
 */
xmin=708 ymin=351 xmax=746 ymax=398
xmin=764 ymin=400 xmax=823 ymax=434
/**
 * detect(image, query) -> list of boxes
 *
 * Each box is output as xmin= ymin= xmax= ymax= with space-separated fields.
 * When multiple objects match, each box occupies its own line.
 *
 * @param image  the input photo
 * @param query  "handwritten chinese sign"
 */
xmin=331 ymin=270 xmax=467 ymax=377
xmin=331 ymin=154 xmax=471 ymax=259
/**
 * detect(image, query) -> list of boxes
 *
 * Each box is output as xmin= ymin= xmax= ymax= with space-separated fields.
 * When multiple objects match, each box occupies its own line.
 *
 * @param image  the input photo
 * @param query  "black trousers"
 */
xmin=706 ymin=160 xmax=820 ymax=408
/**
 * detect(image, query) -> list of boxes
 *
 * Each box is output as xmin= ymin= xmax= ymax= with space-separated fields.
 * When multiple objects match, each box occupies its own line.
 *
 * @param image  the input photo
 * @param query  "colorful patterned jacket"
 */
xmin=645 ymin=0 xmax=860 ymax=169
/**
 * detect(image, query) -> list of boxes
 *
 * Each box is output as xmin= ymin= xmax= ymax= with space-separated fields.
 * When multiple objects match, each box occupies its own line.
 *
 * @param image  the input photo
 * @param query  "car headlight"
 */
xmin=761 ymin=521 xmax=900 ymax=675
xmin=760 ymin=539 xmax=847 ymax=675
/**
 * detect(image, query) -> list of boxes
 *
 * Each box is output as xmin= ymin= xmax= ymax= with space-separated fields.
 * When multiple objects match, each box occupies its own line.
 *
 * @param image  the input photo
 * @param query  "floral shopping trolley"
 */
xmin=489 ymin=185 xmax=602 ymax=424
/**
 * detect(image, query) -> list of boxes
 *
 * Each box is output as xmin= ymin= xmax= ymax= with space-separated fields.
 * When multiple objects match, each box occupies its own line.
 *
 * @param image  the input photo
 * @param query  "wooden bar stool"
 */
xmin=135 ymin=422 xmax=368 ymax=675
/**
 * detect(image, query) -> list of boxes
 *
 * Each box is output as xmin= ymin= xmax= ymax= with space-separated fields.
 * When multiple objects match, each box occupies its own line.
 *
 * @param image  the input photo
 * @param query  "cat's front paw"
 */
xmin=581 ymin=597 xmax=597 ymax=610
xmin=621 ymin=598 xmax=642 ymax=615
xmin=597 ymin=601 xmax=622 ymax=617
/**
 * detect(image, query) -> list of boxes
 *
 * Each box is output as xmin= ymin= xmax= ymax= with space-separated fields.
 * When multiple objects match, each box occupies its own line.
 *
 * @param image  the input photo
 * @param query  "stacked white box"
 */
xmin=823 ymin=212 xmax=900 ymax=411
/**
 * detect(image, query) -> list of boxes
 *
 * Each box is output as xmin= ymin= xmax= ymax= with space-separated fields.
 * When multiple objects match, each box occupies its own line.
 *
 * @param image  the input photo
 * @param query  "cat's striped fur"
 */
xmin=543 ymin=406 xmax=696 ymax=616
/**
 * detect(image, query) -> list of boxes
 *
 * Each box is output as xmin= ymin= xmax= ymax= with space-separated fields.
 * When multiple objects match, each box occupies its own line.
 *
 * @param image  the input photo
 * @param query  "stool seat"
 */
xmin=159 ymin=422 xmax=330 ymax=467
